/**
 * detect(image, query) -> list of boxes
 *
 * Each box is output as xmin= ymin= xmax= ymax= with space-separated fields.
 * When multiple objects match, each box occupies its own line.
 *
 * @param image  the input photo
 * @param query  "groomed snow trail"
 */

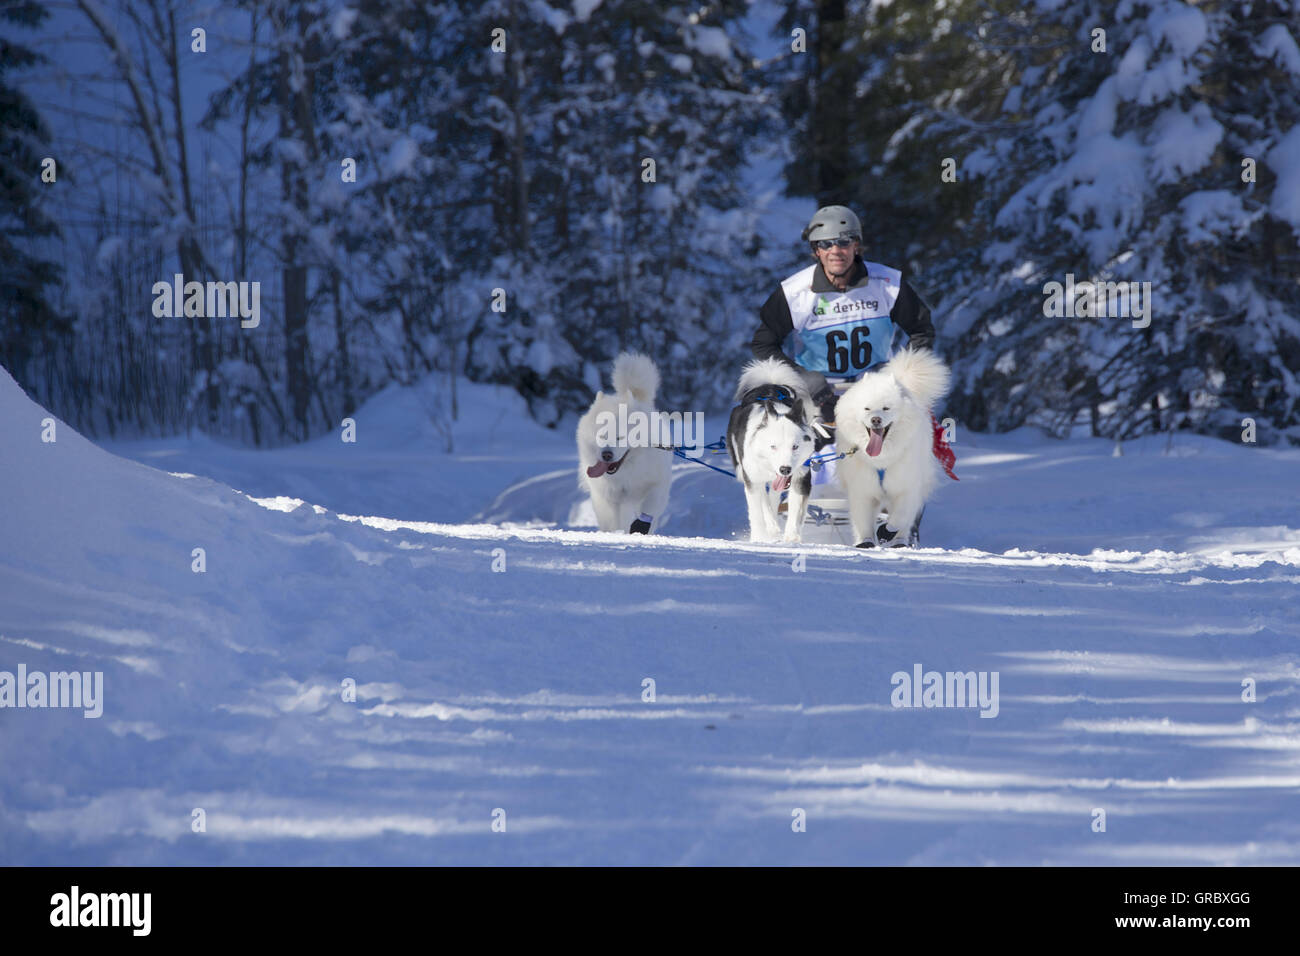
xmin=3 ymin=368 xmax=1298 ymax=864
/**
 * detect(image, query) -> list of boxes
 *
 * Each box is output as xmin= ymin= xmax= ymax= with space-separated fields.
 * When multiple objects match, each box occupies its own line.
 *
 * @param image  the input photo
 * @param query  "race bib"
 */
xmin=779 ymin=262 xmax=901 ymax=377
xmin=789 ymin=314 xmax=894 ymax=376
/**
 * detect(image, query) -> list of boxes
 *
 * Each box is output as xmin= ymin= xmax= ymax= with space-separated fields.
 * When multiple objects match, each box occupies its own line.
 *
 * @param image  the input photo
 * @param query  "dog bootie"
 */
xmin=875 ymin=522 xmax=910 ymax=547
xmin=629 ymin=513 xmax=653 ymax=535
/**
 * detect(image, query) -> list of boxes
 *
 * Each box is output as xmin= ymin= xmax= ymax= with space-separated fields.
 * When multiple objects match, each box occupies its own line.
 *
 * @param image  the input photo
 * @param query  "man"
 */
xmin=751 ymin=204 xmax=938 ymax=542
xmin=753 ymin=204 xmax=936 ymax=433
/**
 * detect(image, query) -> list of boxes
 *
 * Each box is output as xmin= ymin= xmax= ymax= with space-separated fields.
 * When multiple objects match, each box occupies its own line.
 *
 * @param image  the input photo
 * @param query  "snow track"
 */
xmin=3 ymin=368 xmax=1298 ymax=864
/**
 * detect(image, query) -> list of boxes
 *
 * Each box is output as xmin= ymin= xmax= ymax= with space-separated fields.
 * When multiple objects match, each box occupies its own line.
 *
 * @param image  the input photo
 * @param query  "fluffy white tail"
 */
xmin=734 ymin=357 xmax=810 ymax=404
xmin=611 ymin=352 xmax=660 ymax=403
xmin=886 ymin=348 xmax=951 ymax=409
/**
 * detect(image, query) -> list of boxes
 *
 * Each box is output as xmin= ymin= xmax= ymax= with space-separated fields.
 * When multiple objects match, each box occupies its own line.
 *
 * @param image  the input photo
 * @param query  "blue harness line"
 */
xmin=652 ymin=437 xmax=737 ymax=477
xmin=671 ymin=446 xmax=736 ymax=478
xmin=667 ymin=437 xmax=885 ymax=485
xmin=804 ymin=448 xmax=845 ymax=469
xmin=801 ymin=446 xmax=885 ymax=483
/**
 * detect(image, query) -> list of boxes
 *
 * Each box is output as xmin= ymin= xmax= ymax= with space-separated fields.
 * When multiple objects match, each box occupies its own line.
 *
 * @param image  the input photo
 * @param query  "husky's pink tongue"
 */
xmin=772 ymin=473 xmax=791 ymax=492
xmin=586 ymin=461 xmax=610 ymax=478
xmin=866 ymin=429 xmax=885 ymax=457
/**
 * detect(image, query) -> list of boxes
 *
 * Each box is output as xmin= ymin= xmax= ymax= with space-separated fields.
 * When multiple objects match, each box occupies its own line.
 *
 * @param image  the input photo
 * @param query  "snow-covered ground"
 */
xmin=2 ymin=367 xmax=1298 ymax=865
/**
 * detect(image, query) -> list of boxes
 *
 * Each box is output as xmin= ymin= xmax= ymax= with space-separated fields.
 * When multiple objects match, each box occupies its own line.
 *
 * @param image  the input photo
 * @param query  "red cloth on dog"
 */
xmin=931 ymin=413 xmax=958 ymax=481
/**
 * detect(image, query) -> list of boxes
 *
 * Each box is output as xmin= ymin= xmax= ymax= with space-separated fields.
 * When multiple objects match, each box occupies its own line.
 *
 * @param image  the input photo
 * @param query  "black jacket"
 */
xmin=752 ymin=257 xmax=935 ymax=400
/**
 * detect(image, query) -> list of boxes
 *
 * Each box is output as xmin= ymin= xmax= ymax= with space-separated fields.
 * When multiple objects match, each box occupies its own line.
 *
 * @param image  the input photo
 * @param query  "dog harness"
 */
xmin=737 ymin=383 xmax=798 ymax=407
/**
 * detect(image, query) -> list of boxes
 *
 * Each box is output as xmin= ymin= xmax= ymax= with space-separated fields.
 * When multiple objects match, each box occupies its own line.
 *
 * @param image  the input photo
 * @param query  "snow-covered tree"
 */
xmin=942 ymin=0 xmax=1300 ymax=442
xmin=0 ymin=0 xmax=65 ymax=379
xmin=461 ymin=0 xmax=777 ymax=421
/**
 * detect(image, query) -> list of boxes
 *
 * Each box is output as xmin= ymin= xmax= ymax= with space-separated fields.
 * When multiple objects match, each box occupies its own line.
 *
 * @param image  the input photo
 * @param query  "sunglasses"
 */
xmin=813 ymin=237 xmax=857 ymax=250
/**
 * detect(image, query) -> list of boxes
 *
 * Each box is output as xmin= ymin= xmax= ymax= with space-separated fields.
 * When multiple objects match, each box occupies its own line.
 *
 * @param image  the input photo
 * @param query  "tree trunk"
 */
xmin=508 ymin=1 xmax=530 ymax=254
xmin=276 ymin=3 xmax=319 ymax=440
xmin=332 ymin=270 xmax=354 ymax=419
xmin=162 ymin=4 xmax=219 ymax=428
xmin=813 ymin=0 xmax=852 ymax=203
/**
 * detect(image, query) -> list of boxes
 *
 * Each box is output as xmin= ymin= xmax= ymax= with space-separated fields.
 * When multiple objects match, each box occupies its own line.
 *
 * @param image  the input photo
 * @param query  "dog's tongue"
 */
xmin=866 ymin=429 xmax=884 ymax=457
xmin=586 ymin=461 xmax=610 ymax=478
xmin=772 ymin=473 xmax=791 ymax=492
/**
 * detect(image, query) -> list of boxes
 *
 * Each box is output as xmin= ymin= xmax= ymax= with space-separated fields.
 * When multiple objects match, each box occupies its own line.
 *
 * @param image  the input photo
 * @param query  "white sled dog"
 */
xmin=726 ymin=358 xmax=817 ymax=543
xmin=835 ymin=348 xmax=952 ymax=548
xmin=576 ymin=352 xmax=673 ymax=534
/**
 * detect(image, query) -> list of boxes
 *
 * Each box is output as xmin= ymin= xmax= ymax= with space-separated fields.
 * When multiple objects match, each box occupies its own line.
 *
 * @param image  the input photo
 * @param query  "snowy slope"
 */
xmin=3 ymin=367 xmax=1299 ymax=865
xmin=104 ymin=377 xmax=573 ymax=524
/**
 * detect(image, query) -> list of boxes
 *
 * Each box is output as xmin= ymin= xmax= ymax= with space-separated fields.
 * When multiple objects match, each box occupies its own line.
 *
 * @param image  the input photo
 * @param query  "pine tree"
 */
xmin=1176 ymin=0 xmax=1300 ymax=442
xmin=450 ymin=0 xmax=775 ymax=421
xmin=775 ymin=0 xmax=999 ymax=275
xmin=0 ymin=0 xmax=66 ymax=377
xmin=934 ymin=0 xmax=1300 ymax=442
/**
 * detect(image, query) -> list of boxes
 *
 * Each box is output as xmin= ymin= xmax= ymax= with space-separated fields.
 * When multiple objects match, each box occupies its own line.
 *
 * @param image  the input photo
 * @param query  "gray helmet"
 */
xmin=801 ymin=205 xmax=862 ymax=243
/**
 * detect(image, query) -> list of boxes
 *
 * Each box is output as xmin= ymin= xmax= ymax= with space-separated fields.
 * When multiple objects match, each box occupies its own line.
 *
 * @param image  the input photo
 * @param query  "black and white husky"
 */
xmin=726 ymin=358 xmax=817 ymax=543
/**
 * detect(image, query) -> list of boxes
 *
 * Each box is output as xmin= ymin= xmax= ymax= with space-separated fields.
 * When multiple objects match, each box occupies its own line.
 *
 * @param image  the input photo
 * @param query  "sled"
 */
xmin=779 ymin=379 xmax=861 ymax=546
